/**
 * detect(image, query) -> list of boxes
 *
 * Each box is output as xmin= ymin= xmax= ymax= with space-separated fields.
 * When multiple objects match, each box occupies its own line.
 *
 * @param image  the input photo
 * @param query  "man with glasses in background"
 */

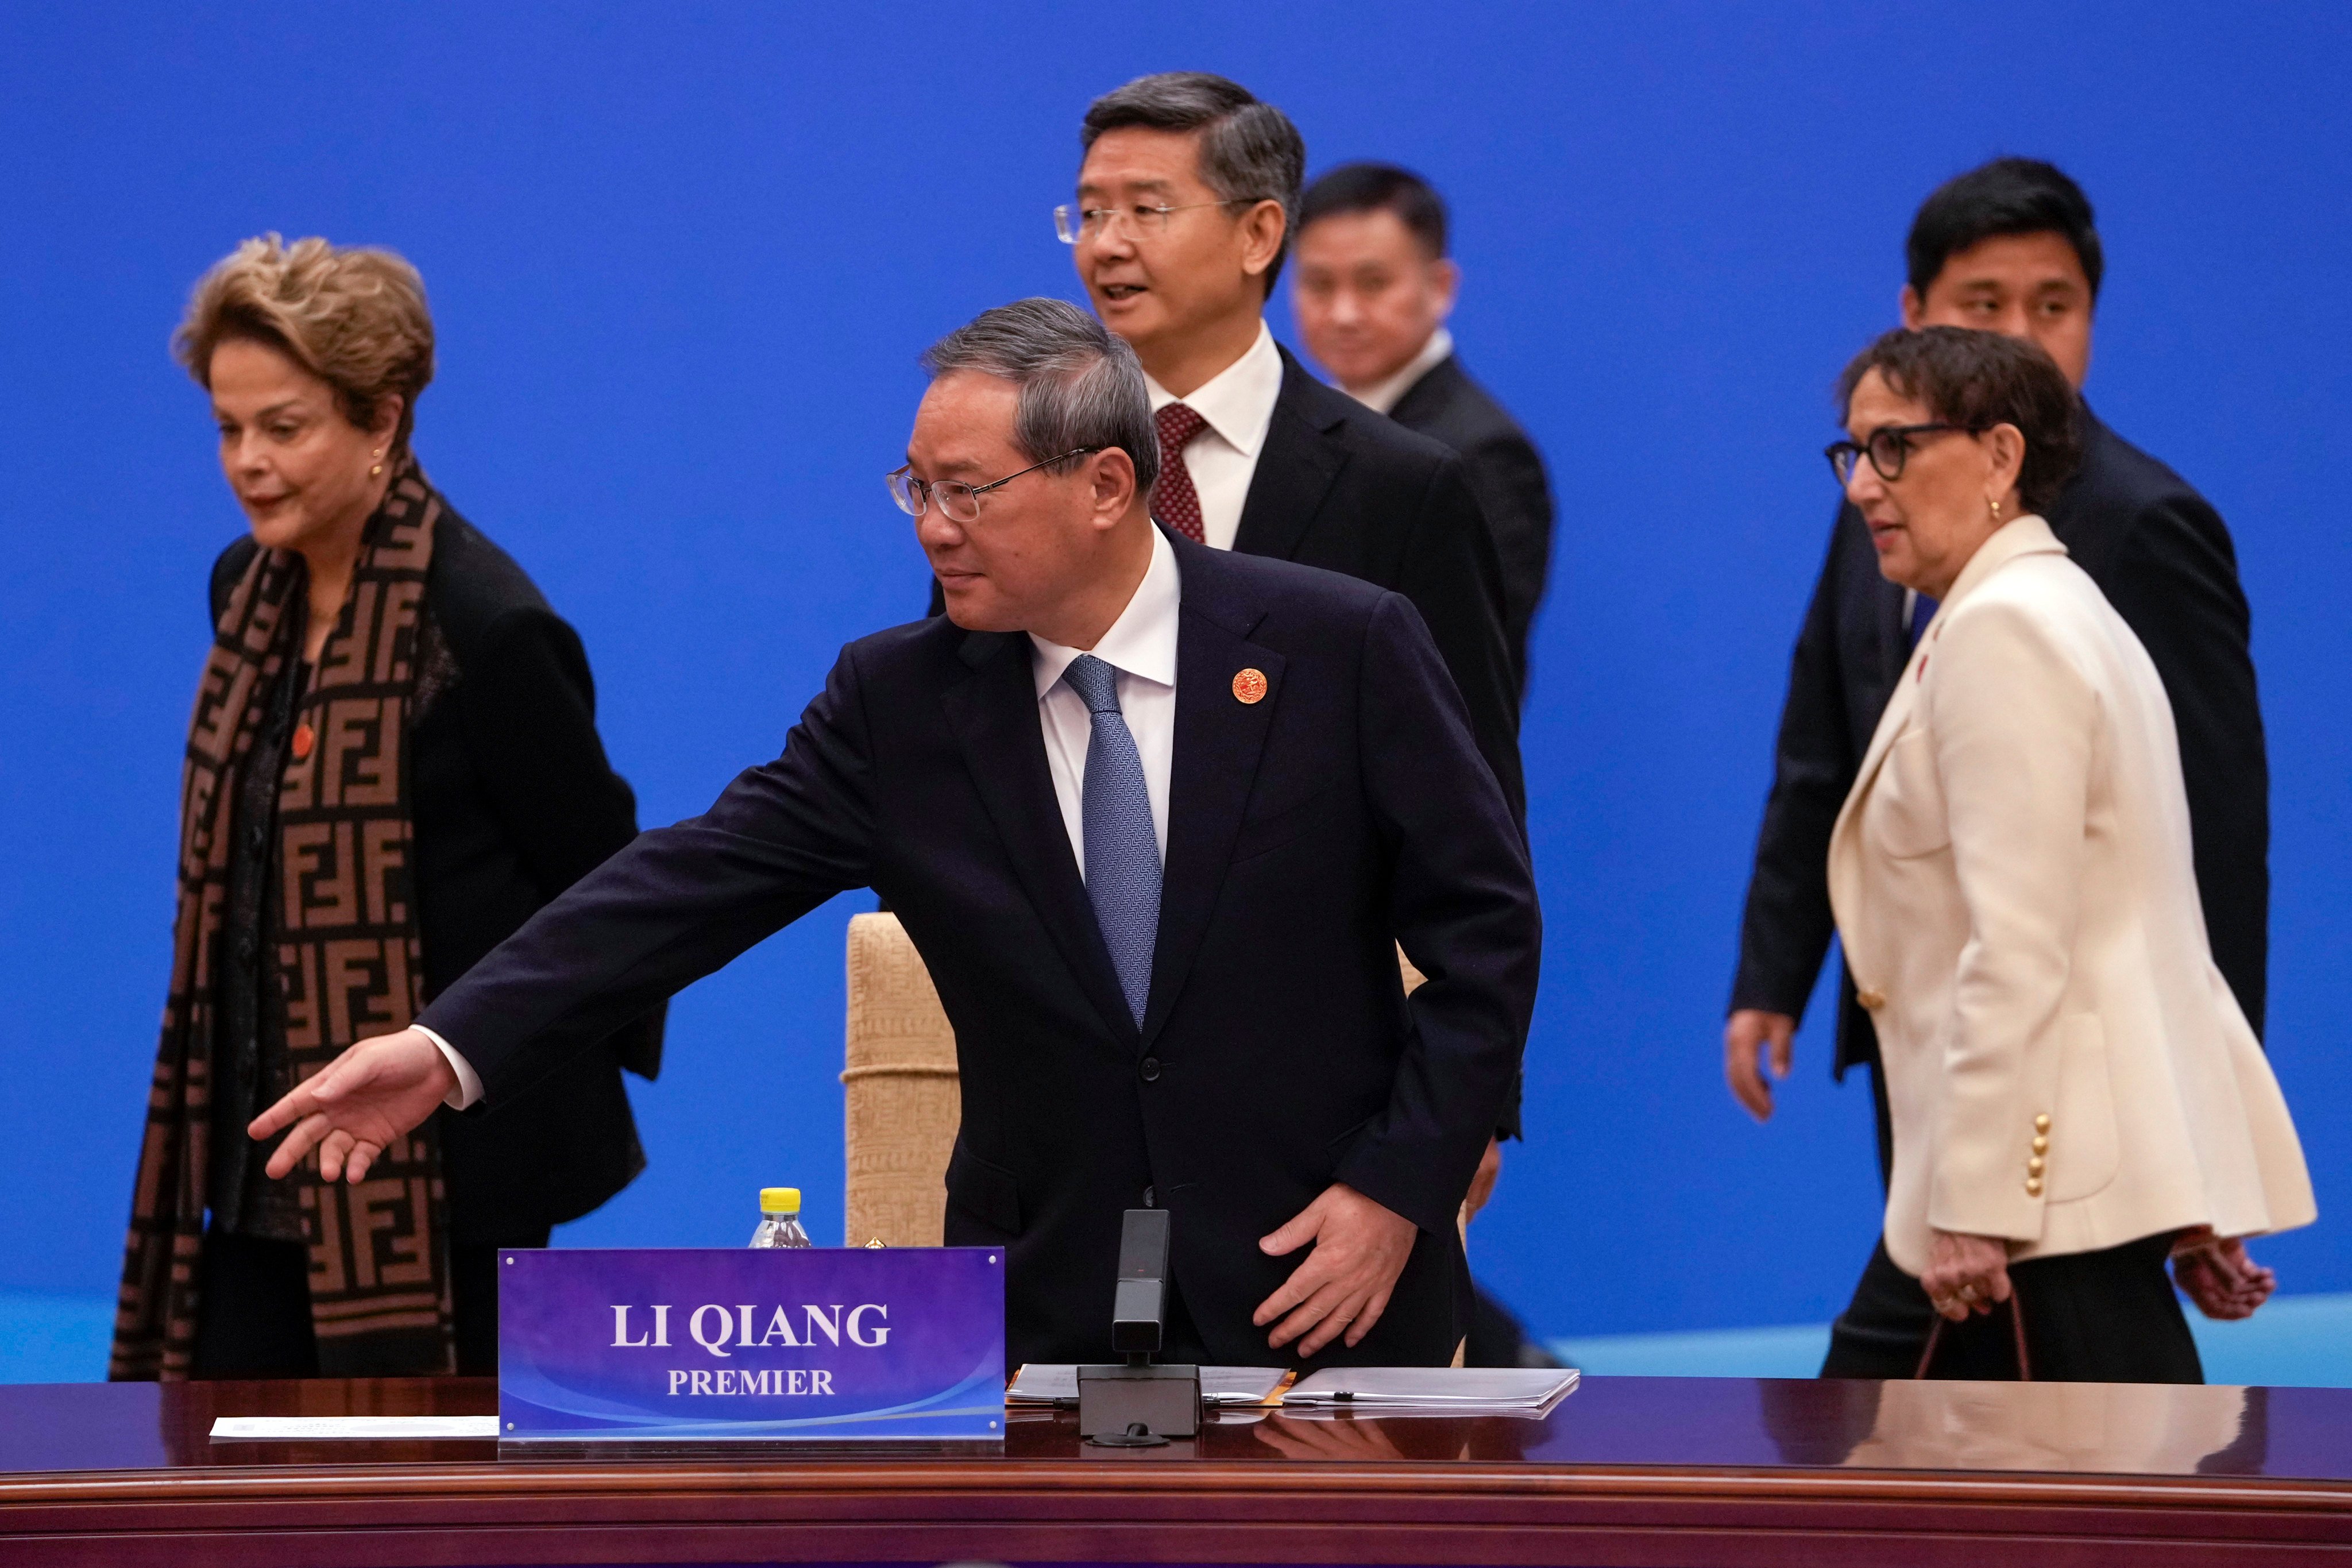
xmin=1056 ymin=74 xmax=1539 ymax=1364
xmin=1052 ymin=72 xmax=1523 ymax=829
xmin=1725 ymin=158 xmax=2274 ymax=1373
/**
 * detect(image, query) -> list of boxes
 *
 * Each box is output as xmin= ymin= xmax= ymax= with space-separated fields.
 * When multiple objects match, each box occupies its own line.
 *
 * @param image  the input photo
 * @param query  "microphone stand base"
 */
xmin=1077 ymin=1361 xmax=1203 ymax=1440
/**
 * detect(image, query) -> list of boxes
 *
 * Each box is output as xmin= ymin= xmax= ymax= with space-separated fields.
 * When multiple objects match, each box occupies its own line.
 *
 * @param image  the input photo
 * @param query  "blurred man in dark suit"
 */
xmin=1053 ymin=72 xmax=1524 ymax=829
xmin=1724 ymin=158 xmax=2272 ymax=1372
xmin=1294 ymin=163 xmax=1557 ymax=701
xmin=1290 ymin=159 xmax=1561 ymax=1370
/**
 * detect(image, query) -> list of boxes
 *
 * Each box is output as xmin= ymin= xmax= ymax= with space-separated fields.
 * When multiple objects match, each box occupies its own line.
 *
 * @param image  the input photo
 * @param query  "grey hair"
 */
xmin=921 ymin=298 xmax=1160 ymax=495
xmin=1081 ymin=71 xmax=1306 ymax=292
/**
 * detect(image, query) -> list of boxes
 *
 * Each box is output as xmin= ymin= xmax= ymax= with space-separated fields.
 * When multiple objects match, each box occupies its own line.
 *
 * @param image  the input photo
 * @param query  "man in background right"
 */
xmin=1726 ymin=157 xmax=2274 ymax=1368
xmin=1293 ymin=163 xmax=1557 ymax=701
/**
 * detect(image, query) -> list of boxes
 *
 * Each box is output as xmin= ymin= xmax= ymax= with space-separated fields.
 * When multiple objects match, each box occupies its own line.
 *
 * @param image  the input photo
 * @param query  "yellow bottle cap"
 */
xmin=759 ymin=1187 xmax=801 ymax=1214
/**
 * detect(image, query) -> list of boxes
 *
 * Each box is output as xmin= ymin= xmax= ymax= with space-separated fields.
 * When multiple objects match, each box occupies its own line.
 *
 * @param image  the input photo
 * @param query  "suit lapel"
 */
xmin=1232 ymin=350 xmax=1346 ymax=561
xmin=1385 ymin=354 xmax=1458 ymax=429
xmin=940 ymin=631 xmax=1138 ymax=1044
xmin=1139 ymin=548 xmax=1281 ymax=1049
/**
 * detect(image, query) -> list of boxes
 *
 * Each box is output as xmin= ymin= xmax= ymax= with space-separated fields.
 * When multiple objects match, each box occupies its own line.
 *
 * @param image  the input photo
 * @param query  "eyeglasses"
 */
xmin=886 ymin=449 xmax=1102 ymax=524
xmin=1825 ymin=423 xmax=1987 ymax=485
xmin=1053 ymin=199 xmax=1268 ymax=245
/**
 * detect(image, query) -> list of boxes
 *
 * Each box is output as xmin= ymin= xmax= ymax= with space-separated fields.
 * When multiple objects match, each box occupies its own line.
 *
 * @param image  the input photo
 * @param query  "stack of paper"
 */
xmin=1282 ymin=1366 xmax=1578 ymax=1416
xmin=1007 ymin=1364 xmax=1291 ymax=1407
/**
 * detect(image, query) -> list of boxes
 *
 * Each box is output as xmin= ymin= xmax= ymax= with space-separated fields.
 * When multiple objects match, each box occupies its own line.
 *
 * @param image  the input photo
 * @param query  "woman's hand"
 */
xmin=1922 ymin=1229 xmax=2013 ymax=1321
xmin=2171 ymin=1227 xmax=2277 ymax=1320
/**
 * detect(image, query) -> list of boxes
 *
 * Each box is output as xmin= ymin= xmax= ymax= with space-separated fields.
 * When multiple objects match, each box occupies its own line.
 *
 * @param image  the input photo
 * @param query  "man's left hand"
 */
xmin=1254 ymin=1183 xmax=1418 ymax=1357
xmin=1463 ymin=1137 xmax=1503 ymax=1219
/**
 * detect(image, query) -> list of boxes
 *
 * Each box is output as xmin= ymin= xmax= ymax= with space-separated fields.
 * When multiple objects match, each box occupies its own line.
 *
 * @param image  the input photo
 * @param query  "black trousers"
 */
xmin=189 ymin=1226 xmax=546 ymax=1379
xmin=1830 ymin=1059 xmax=2200 ymax=1384
xmin=1821 ymin=1230 xmax=2203 ymax=1383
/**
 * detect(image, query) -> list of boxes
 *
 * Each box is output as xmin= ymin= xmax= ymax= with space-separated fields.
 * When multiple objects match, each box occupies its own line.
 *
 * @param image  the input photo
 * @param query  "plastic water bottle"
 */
xmin=749 ymin=1187 xmax=813 ymax=1248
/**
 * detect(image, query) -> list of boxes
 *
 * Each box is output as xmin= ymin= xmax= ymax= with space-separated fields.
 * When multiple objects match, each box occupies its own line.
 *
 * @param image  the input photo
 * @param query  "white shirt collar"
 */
xmin=1347 ymin=327 xmax=1454 ymax=416
xmin=1028 ymin=525 xmax=1181 ymax=700
xmin=1143 ymin=320 xmax=1283 ymax=458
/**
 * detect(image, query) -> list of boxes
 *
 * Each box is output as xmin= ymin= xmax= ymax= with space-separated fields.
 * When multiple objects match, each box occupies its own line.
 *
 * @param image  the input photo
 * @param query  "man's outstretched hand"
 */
xmin=249 ymin=1027 xmax=456 ymax=1182
xmin=1253 ymin=1183 xmax=1418 ymax=1358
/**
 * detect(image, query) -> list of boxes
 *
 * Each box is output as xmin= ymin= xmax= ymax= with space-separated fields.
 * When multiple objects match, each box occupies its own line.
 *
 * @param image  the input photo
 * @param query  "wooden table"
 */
xmin=4 ymin=1374 xmax=2349 ymax=1564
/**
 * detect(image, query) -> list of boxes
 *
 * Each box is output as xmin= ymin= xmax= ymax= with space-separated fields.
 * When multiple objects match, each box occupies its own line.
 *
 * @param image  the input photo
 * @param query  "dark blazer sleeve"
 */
xmin=1331 ymin=592 xmax=1542 ymax=1239
xmin=420 ymin=642 xmax=879 ymax=1103
xmin=457 ymin=607 xmax=647 ymax=898
xmin=2096 ymin=493 xmax=2270 ymax=1035
xmin=1397 ymin=455 xmax=1527 ymax=826
xmin=1729 ymin=508 xmax=1857 ymax=1021
xmin=446 ymin=604 xmax=669 ymax=1077
xmin=1458 ymin=427 xmax=1554 ymax=693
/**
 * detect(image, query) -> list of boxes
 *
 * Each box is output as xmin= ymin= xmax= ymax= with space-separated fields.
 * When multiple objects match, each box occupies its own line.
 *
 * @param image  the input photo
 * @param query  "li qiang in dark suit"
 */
xmin=1385 ymin=353 xmax=1556 ymax=701
xmin=206 ymin=517 xmax=662 ymax=1372
xmin=421 ymin=532 xmax=1542 ymax=1368
xmin=1733 ymin=405 xmax=2270 ymax=1173
xmin=935 ymin=347 xmax=1527 ymax=836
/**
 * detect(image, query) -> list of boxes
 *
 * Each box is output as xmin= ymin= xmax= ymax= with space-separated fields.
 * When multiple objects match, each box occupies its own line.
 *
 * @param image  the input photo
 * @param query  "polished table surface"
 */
xmin=3 ymin=1374 xmax=2349 ymax=1564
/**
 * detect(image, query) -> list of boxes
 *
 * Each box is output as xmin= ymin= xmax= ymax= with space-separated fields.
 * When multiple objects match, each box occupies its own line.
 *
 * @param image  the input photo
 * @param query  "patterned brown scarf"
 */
xmin=111 ymin=462 xmax=455 ymax=1380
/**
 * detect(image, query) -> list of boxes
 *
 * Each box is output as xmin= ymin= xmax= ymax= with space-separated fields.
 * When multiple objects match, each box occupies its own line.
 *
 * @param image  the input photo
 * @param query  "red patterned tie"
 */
xmin=1152 ymin=403 xmax=1210 ymax=543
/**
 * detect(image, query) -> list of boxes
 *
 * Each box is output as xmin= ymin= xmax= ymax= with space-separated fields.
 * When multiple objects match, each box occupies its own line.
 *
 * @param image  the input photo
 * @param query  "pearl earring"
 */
xmin=370 ymin=446 xmax=384 ymax=478
xmin=1990 ymin=496 xmax=2003 ymax=522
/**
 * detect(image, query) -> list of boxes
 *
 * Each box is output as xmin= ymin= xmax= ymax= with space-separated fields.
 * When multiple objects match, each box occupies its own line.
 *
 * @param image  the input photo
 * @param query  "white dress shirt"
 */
xmin=1144 ymin=321 xmax=1284 ymax=550
xmin=1028 ymin=524 xmax=1180 ymax=866
xmin=427 ymin=528 xmax=1187 ymax=1113
xmin=418 ymin=1025 xmax=484 ymax=1109
xmin=1346 ymin=326 xmax=1455 ymax=416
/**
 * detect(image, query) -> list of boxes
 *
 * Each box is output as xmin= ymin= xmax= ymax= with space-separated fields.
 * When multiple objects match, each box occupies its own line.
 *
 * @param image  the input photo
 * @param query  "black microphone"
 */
xmin=1110 ymin=1207 xmax=1170 ymax=1358
xmin=1079 ymin=1208 xmax=1201 ymax=1443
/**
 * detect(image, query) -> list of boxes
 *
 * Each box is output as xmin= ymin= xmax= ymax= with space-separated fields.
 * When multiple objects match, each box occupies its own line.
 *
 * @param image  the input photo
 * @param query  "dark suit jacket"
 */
xmin=214 ymin=513 xmax=662 ymax=1245
xmin=421 ymin=532 xmax=1542 ymax=1368
xmin=1731 ymin=407 xmax=2269 ymax=1084
xmin=1239 ymin=347 xmax=1524 ymax=828
xmin=1387 ymin=353 xmax=1557 ymax=699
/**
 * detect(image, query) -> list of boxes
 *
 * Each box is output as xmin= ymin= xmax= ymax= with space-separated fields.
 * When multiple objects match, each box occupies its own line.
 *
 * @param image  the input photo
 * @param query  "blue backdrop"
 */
xmin=2 ymin=2 xmax=2345 ymax=1342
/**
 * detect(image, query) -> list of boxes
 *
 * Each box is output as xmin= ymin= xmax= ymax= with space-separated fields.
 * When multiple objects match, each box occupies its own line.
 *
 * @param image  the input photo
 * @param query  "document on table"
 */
xmin=210 ymin=1416 xmax=501 ymax=1440
xmin=1283 ymin=1366 xmax=1579 ymax=1415
xmin=1007 ymin=1364 xmax=1291 ymax=1407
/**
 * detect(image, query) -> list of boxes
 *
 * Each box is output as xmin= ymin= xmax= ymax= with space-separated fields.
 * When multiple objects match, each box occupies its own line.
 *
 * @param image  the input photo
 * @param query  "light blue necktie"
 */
xmin=1063 ymin=653 xmax=1160 ymax=1027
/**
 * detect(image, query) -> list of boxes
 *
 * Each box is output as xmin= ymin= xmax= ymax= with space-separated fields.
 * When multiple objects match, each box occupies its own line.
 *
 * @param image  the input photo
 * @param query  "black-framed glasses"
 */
xmin=1053 ymin=199 xmax=1270 ymax=245
xmin=1825 ymin=423 xmax=1987 ymax=484
xmin=886 ymin=449 xmax=1103 ymax=524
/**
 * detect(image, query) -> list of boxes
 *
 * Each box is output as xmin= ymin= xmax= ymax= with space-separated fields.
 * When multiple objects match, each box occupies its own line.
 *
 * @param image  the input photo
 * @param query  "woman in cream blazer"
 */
xmin=1822 ymin=327 xmax=2312 ymax=1383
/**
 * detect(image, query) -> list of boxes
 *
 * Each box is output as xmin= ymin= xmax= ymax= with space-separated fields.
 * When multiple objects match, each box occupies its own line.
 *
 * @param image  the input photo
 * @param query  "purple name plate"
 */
xmin=497 ymin=1248 xmax=1005 ymax=1443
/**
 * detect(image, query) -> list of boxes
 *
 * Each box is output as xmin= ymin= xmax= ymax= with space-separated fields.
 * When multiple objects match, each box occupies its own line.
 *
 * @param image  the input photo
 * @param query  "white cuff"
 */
xmin=415 ymin=1025 xmax=484 ymax=1110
